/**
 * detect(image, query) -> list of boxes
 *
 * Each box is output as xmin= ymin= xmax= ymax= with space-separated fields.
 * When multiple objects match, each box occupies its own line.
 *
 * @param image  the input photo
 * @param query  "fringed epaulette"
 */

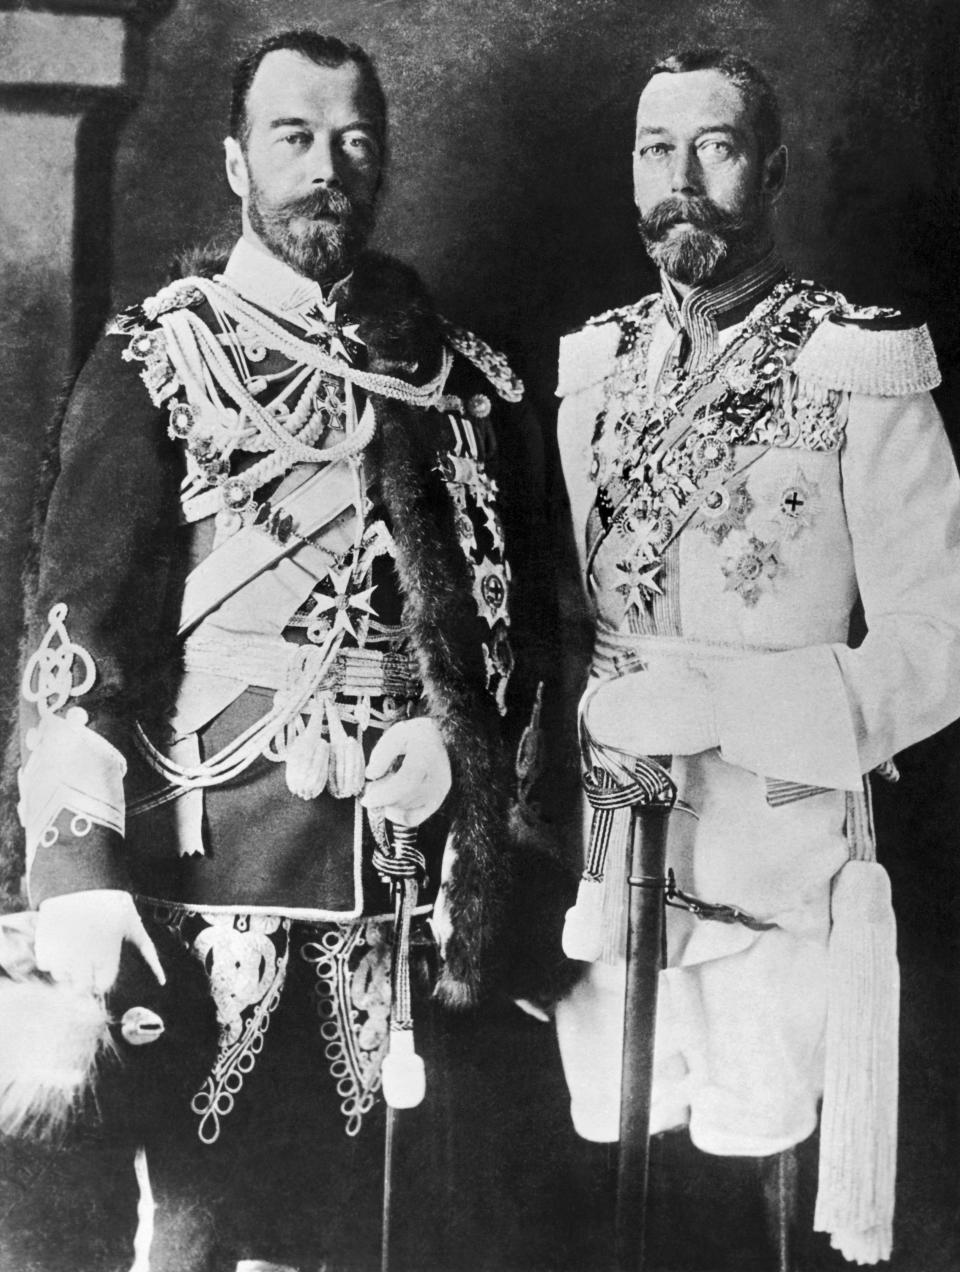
xmin=557 ymin=294 xmax=660 ymax=398
xmin=794 ymin=303 xmax=941 ymax=397
xmin=439 ymin=318 xmax=524 ymax=403
xmin=584 ymin=293 xmax=660 ymax=331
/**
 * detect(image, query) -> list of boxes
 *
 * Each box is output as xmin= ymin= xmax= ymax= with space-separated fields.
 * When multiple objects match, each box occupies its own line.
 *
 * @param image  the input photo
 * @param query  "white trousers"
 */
xmin=555 ymin=748 xmax=849 ymax=1156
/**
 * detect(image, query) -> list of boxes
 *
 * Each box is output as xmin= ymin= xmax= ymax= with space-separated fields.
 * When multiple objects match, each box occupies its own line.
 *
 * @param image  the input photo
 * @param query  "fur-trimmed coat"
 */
xmin=11 ymin=242 xmax=565 ymax=1005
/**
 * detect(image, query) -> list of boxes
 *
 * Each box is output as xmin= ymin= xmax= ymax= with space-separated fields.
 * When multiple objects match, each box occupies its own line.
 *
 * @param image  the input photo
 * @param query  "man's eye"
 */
xmin=698 ymin=139 xmax=733 ymax=161
xmin=281 ymin=132 xmax=310 ymax=147
xmin=341 ymin=133 xmax=378 ymax=159
xmin=639 ymin=143 xmax=671 ymax=160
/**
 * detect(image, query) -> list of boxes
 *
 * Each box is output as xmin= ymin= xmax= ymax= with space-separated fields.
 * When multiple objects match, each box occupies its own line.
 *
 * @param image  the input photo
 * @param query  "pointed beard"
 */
xmin=247 ymin=181 xmax=376 ymax=283
xmin=638 ymin=195 xmax=766 ymax=286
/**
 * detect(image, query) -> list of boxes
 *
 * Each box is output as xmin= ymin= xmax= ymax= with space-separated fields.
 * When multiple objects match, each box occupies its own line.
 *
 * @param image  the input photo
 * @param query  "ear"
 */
xmin=224 ymin=136 xmax=249 ymax=200
xmin=761 ymin=145 xmax=788 ymax=202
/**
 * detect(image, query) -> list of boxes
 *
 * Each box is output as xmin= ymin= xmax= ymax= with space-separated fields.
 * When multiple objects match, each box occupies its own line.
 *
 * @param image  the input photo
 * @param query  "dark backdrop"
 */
xmin=108 ymin=0 xmax=960 ymax=424
xmin=3 ymin=1 xmax=959 ymax=1268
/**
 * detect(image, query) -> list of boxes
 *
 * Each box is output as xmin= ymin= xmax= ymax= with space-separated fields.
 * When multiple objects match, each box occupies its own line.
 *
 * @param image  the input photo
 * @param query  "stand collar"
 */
xmin=660 ymin=249 xmax=787 ymax=372
xmin=221 ymin=237 xmax=353 ymax=317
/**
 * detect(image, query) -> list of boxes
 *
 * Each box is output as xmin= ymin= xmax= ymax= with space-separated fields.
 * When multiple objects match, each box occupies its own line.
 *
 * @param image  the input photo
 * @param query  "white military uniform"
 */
xmin=554 ymin=254 xmax=960 ymax=1264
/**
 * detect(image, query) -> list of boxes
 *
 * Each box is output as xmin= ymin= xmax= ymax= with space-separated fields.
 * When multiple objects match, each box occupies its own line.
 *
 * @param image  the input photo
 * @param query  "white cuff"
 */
xmin=710 ymin=645 xmax=862 ymax=790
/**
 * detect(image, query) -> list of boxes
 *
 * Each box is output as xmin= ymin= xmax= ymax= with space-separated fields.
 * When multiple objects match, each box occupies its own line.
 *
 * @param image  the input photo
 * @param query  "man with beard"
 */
xmin=555 ymin=47 xmax=960 ymax=1265
xmin=10 ymin=27 xmax=548 ymax=1272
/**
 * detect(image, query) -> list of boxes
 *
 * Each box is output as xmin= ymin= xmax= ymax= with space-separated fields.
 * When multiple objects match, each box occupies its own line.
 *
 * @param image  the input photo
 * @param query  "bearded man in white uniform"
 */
xmin=555 ymin=46 xmax=960 ymax=1266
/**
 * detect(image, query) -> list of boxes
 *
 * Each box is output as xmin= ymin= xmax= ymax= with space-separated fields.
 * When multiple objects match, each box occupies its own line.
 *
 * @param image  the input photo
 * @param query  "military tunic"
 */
xmin=555 ymin=258 xmax=960 ymax=1263
xmin=14 ymin=239 xmax=536 ymax=1267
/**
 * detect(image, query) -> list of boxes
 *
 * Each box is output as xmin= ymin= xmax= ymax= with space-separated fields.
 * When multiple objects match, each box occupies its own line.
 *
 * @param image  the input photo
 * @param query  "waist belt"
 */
xmin=183 ymin=632 xmax=422 ymax=700
xmin=591 ymin=626 xmax=794 ymax=677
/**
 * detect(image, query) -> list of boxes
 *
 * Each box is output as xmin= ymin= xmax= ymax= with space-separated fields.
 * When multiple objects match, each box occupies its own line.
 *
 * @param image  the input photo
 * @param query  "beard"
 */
xmin=638 ymin=194 xmax=768 ymax=287
xmin=247 ymin=179 xmax=376 ymax=283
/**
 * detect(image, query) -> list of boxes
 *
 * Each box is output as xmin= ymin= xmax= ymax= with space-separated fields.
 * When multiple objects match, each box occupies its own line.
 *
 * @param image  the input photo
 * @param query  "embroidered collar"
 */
xmin=660 ymin=249 xmax=787 ymax=373
xmin=221 ymin=237 xmax=353 ymax=319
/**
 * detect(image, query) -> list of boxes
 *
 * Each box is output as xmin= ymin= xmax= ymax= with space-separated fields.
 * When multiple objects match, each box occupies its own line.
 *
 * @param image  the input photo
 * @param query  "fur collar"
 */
xmin=2 ymin=243 xmax=513 ymax=1005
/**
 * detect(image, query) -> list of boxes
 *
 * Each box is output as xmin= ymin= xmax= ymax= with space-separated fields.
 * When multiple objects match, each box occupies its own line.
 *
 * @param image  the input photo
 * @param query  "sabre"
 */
xmin=377 ymin=818 xmax=427 ymax=1272
xmin=567 ymin=728 xmax=676 ymax=1272
xmin=614 ymin=754 xmax=674 ymax=1272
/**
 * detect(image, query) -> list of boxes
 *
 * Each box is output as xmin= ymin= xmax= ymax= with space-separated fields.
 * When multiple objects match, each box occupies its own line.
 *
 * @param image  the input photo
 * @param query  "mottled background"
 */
xmin=1 ymin=0 xmax=958 ymax=1268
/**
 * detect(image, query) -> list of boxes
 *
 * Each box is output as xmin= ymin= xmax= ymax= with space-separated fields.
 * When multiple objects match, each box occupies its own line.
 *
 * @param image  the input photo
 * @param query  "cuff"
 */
xmin=709 ymin=645 xmax=862 ymax=790
xmin=19 ymin=709 xmax=128 ymax=902
xmin=27 ymin=821 xmax=131 ymax=908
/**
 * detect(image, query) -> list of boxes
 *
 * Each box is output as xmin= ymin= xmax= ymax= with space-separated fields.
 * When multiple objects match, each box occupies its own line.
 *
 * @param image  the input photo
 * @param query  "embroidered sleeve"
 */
xmin=19 ymin=605 xmax=129 ymax=903
xmin=19 ymin=328 xmax=183 ymax=903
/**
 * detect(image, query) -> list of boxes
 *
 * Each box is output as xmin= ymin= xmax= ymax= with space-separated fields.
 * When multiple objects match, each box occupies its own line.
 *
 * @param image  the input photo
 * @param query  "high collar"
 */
xmin=660 ymin=248 xmax=787 ymax=373
xmin=221 ymin=237 xmax=352 ymax=318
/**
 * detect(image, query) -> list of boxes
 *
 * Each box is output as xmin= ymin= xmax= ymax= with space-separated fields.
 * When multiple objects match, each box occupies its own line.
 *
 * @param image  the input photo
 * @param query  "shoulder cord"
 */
xmin=193 ymin=276 xmax=453 ymax=408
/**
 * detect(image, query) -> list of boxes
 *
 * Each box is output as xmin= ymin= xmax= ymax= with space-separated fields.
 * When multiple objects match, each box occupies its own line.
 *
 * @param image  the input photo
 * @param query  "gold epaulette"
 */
xmin=557 ymin=294 xmax=659 ymax=398
xmin=439 ymin=317 xmax=524 ymax=403
xmin=793 ymin=308 xmax=941 ymax=396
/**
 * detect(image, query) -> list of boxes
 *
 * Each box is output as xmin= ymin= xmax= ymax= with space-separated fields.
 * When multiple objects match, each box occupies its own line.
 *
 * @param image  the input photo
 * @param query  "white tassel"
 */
xmin=814 ymin=860 xmax=899 ymax=1265
xmin=325 ymin=697 xmax=365 ymax=799
xmin=562 ymin=876 xmax=606 ymax=962
xmin=284 ymin=701 xmax=330 ymax=800
xmin=381 ymin=1028 xmax=426 ymax=1109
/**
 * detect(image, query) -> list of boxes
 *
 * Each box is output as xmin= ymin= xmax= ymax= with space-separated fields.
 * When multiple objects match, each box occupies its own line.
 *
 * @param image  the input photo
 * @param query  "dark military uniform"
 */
xmin=14 ymin=238 xmax=547 ymax=1270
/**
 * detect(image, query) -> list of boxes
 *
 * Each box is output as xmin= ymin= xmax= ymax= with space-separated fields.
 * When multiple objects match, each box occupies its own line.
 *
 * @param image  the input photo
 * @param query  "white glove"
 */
xmin=35 ymin=889 xmax=165 ymax=995
xmin=583 ymin=665 xmax=718 ymax=757
xmin=360 ymin=717 xmax=452 ymax=827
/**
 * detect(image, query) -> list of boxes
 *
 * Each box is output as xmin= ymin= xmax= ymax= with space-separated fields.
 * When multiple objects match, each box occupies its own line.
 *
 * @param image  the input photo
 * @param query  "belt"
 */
xmin=591 ymin=626 xmax=794 ymax=677
xmin=183 ymin=632 xmax=422 ymax=700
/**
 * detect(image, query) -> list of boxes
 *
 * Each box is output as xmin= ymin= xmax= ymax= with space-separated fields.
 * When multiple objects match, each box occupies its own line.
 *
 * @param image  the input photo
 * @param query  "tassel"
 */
xmin=814 ymin=860 xmax=899 ymax=1265
xmin=381 ymin=1027 xmax=426 ymax=1109
xmin=325 ymin=696 xmax=365 ymax=799
xmin=562 ymin=765 xmax=618 ymax=963
xmin=562 ymin=876 xmax=606 ymax=962
xmin=284 ymin=701 xmax=330 ymax=800
xmin=382 ymin=828 xmax=426 ymax=1110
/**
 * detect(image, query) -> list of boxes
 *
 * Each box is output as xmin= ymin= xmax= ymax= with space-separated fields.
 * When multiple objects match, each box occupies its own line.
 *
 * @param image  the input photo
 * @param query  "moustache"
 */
xmin=639 ymin=196 xmax=744 ymax=240
xmin=281 ymin=187 xmax=358 ymax=224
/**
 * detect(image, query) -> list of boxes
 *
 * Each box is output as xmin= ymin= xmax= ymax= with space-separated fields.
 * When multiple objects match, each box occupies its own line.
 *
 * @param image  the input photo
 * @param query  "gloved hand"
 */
xmin=583 ymin=664 xmax=719 ymax=757
xmin=35 ymin=889 xmax=165 ymax=995
xmin=361 ymin=717 xmax=452 ymax=827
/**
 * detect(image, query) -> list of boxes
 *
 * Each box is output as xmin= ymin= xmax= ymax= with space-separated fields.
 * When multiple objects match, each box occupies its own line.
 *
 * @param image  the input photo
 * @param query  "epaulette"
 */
xmin=107 ymin=277 xmax=206 ymax=336
xmin=439 ymin=317 xmax=524 ymax=403
xmin=557 ymin=294 xmax=660 ymax=398
xmin=583 ymin=293 xmax=660 ymax=330
xmin=793 ymin=303 xmax=941 ymax=397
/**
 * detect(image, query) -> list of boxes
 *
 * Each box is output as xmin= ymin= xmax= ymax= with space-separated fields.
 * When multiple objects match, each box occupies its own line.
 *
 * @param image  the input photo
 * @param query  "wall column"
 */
xmin=0 ymin=0 xmax=174 ymax=897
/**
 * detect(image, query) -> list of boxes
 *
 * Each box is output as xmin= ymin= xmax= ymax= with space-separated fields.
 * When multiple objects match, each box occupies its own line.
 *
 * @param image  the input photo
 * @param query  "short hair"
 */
xmin=643 ymin=47 xmax=781 ymax=157
xmin=229 ymin=29 xmax=387 ymax=151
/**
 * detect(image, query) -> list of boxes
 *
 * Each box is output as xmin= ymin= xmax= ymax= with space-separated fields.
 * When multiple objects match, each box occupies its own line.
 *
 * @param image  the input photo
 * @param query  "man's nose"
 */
xmin=670 ymin=146 xmax=701 ymax=195
xmin=309 ymin=136 xmax=341 ymax=186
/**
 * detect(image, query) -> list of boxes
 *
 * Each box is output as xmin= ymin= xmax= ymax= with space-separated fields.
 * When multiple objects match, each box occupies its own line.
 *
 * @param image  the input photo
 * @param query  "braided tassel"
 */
xmin=563 ymin=767 xmax=615 ymax=962
xmin=326 ymin=695 xmax=366 ymax=799
xmin=284 ymin=699 xmax=330 ymax=800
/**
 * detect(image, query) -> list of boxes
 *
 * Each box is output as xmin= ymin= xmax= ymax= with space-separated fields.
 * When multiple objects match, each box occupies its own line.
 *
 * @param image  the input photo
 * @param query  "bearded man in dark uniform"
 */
xmin=5 ymin=28 xmax=548 ymax=1272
